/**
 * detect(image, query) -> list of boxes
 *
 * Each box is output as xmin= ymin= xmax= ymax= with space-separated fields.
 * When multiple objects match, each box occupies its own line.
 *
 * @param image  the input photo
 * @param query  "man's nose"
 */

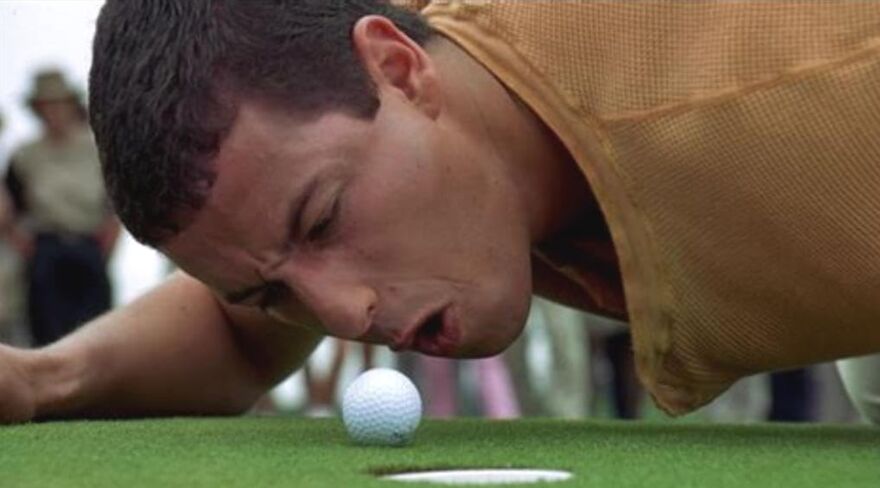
xmin=275 ymin=265 xmax=377 ymax=340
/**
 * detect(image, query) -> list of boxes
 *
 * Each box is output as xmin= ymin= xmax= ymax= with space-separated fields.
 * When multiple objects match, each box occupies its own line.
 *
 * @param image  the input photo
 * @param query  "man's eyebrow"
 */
xmin=224 ymin=170 xmax=325 ymax=306
xmin=286 ymin=172 xmax=322 ymax=244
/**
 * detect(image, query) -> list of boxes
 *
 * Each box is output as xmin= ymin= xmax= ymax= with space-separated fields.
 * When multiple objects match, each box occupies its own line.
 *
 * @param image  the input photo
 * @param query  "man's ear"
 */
xmin=352 ymin=15 xmax=441 ymax=119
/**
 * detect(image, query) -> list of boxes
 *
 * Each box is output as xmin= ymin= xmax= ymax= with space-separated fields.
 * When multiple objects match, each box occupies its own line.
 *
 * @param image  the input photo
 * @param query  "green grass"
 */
xmin=1 ymin=417 xmax=878 ymax=487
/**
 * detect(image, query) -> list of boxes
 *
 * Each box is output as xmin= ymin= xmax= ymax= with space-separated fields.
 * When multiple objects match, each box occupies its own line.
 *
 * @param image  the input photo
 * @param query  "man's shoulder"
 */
xmin=9 ymin=138 xmax=45 ymax=169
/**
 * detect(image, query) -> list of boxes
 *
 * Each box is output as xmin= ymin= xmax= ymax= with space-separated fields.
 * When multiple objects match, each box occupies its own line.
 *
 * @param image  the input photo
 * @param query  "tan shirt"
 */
xmin=11 ymin=125 xmax=108 ymax=235
xmin=420 ymin=1 xmax=880 ymax=414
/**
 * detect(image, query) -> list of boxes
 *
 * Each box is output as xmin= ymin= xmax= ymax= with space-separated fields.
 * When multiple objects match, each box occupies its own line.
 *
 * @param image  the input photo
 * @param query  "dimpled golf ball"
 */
xmin=342 ymin=368 xmax=422 ymax=446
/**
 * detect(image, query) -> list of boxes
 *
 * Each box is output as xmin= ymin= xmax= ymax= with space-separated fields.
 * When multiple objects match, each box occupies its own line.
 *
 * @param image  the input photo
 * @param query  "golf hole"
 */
xmin=380 ymin=468 xmax=572 ymax=485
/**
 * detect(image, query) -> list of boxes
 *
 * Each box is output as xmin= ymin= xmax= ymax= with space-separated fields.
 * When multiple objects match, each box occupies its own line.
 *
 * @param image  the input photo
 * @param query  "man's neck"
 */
xmin=44 ymin=122 xmax=80 ymax=145
xmin=430 ymin=38 xmax=600 ymax=244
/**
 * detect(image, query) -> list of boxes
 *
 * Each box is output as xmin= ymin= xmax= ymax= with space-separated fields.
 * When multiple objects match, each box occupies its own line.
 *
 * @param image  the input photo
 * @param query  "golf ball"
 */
xmin=342 ymin=368 xmax=422 ymax=446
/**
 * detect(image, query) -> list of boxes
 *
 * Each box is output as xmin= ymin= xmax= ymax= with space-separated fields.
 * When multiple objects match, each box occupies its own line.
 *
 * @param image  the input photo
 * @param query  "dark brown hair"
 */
xmin=89 ymin=0 xmax=432 ymax=245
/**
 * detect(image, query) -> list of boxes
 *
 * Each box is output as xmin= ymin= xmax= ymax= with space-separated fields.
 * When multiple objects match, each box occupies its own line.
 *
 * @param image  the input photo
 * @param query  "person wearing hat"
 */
xmin=3 ymin=69 xmax=119 ymax=347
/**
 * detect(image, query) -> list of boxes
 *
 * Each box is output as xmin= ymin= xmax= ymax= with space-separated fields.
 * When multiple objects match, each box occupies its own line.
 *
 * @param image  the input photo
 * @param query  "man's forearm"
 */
xmin=22 ymin=273 xmax=322 ymax=420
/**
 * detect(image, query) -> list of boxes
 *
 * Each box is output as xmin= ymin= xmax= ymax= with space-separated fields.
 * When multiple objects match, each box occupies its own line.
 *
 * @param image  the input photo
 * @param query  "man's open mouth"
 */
xmin=391 ymin=305 xmax=460 ymax=356
xmin=415 ymin=305 xmax=462 ymax=356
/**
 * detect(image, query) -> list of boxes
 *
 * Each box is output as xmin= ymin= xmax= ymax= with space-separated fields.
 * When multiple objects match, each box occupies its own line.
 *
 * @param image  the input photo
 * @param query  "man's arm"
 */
xmin=0 ymin=272 xmax=322 ymax=423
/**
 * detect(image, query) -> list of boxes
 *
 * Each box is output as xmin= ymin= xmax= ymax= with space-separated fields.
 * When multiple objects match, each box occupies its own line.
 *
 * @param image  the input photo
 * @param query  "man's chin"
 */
xmin=432 ymin=294 xmax=529 ymax=358
xmin=448 ymin=334 xmax=518 ymax=359
xmin=408 ymin=337 xmax=508 ymax=358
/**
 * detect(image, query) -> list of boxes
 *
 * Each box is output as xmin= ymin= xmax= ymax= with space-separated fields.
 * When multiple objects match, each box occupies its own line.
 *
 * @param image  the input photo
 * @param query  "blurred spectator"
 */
xmin=416 ymin=356 xmax=459 ymax=417
xmin=302 ymin=340 xmax=375 ymax=416
xmin=837 ymin=354 xmax=880 ymax=425
xmin=595 ymin=330 xmax=642 ymax=419
xmin=413 ymin=354 xmax=520 ymax=419
xmin=3 ymin=69 xmax=119 ymax=347
xmin=768 ymin=368 xmax=815 ymax=422
xmin=505 ymin=297 xmax=589 ymax=418
xmin=701 ymin=375 xmax=770 ymax=423
xmin=0 ymin=191 xmax=27 ymax=346
xmin=1 ymin=111 xmax=30 ymax=347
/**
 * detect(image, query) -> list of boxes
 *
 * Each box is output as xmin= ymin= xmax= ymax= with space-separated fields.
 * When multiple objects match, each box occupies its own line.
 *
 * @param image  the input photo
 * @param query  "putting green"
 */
xmin=1 ymin=417 xmax=878 ymax=487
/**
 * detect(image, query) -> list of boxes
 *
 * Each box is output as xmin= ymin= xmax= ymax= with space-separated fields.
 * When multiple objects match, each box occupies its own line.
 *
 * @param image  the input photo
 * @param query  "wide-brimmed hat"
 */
xmin=26 ymin=69 xmax=80 ymax=106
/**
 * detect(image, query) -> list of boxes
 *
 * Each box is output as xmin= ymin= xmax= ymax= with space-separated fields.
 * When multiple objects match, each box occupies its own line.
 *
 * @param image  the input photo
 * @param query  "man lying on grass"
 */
xmin=2 ymin=0 xmax=879 ymax=425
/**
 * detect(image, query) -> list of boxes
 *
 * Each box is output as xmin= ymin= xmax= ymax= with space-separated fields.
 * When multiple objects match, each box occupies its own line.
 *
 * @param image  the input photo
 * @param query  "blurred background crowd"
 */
xmin=0 ymin=1 xmax=865 ymax=425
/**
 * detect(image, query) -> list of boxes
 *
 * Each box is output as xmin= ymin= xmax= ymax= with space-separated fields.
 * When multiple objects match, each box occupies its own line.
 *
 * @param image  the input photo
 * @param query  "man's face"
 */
xmin=163 ymin=95 xmax=534 ymax=358
xmin=35 ymin=99 xmax=80 ymax=135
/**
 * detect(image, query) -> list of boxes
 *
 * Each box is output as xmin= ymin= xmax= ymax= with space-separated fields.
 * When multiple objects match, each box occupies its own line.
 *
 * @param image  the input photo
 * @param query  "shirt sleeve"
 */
xmin=390 ymin=0 xmax=431 ymax=13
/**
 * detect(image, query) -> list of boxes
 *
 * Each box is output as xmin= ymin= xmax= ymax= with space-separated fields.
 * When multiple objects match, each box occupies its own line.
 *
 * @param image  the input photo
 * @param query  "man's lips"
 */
xmin=412 ymin=306 xmax=460 ymax=356
xmin=389 ymin=304 xmax=460 ymax=355
xmin=389 ymin=305 xmax=442 ymax=352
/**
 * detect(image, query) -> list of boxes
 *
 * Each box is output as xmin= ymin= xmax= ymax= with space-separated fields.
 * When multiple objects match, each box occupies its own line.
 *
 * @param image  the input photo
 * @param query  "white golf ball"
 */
xmin=342 ymin=368 xmax=422 ymax=446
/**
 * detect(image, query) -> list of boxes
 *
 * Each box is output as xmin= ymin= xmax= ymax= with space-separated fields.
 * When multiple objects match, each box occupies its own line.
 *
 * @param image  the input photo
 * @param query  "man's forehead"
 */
xmin=159 ymin=118 xmax=304 ymax=287
xmin=220 ymin=101 xmax=308 ymax=153
xmin=161 ymin=103 xmax=371 ymax=293
xmin=221 ymin=100 xmax=372 ymax=160
xmin=213 ymin=108 xmax=286 ymax=180
xmin=160 ymin=210 xmax=257 ymax=294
